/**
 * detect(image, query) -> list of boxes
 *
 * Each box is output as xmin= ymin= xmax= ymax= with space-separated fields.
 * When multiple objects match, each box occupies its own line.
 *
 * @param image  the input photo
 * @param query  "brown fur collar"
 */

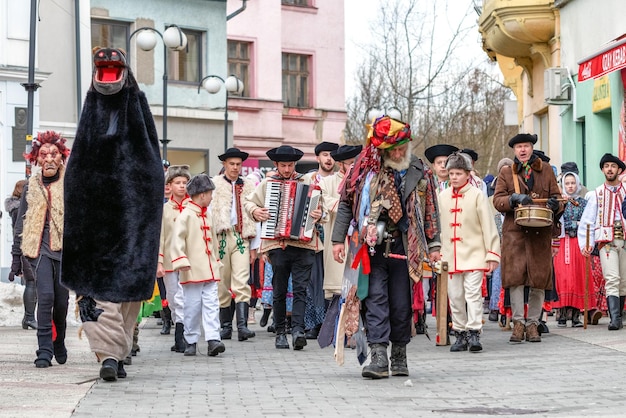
xmin=513 ymin=155 xmax=544 ymax=174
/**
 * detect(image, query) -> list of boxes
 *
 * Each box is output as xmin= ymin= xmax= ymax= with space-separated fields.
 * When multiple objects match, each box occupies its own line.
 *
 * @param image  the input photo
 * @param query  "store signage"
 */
xmin=578 ymin=38 xmax=626 ymax=82
xmin=592 ymin=76 xmax=611 ymax=112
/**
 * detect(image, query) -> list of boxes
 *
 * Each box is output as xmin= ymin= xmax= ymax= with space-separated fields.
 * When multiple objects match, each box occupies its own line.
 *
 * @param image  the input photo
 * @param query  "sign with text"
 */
xmin=592 ymin=76 xmax=611 ymax=113
xmin=578 ymin=38 xmax=626 ymax=82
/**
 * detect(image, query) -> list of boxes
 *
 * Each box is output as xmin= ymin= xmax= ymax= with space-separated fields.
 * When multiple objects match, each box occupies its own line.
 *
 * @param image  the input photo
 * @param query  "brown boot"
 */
xmin=509 ymin=321 xmax=525 ymax=344
xmin=525 ymin=322 xmax=541 ymax=342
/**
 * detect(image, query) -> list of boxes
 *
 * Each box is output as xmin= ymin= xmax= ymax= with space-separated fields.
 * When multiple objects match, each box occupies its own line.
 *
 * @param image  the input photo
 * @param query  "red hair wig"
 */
xmin=24 ymin=131 xmax=71 ymax=164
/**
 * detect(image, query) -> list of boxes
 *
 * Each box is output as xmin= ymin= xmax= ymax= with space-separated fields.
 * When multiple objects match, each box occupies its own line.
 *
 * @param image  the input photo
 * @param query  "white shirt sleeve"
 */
xmin=578 ymin=191 xmax=597 ymax=251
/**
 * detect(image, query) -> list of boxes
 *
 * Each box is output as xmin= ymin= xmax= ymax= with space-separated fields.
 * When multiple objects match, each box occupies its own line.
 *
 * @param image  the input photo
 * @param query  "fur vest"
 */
xmin=211 ymin=174 xmax=257 ymax=238
xmin=22 ymin=167 xmax=64 ymax=257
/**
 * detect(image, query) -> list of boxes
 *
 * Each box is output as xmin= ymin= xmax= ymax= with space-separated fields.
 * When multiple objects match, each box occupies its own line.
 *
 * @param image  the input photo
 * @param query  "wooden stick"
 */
xmin=584 ymin=224 xmax=590 ymax=329
xmin=436 ymin=261 xmax=450 ymax=346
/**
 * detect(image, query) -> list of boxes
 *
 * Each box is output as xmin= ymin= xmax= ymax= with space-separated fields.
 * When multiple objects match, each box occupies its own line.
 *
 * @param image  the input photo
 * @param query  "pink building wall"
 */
xmin=227 ymin=0 xmax=347 ymax=161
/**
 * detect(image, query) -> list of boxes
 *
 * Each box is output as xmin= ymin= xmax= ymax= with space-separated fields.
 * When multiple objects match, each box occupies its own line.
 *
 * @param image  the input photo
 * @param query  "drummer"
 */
xmin=493 ymin=133 xmax=563 ymax=344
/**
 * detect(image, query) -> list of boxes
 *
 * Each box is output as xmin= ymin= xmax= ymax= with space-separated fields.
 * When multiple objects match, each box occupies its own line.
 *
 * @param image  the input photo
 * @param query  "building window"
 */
xmin=282 ymin=53 xmax=310 ymax=108
xmin=282 ymin=0 xmax=310 ymax=5
xmin=228 ymin=40 xmax=251 ymax=98
xmin=91 ymin=19 xmax=129 ymax=51
xmin=168 ymin=29 xmax=202 ymax=83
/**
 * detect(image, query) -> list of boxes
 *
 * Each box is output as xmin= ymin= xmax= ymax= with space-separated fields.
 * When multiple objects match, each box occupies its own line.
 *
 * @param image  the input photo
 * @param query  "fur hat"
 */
xmin=508 ymin=133 xmax=537 ymax=148
xmin=445 ymin=152 xmax=473 ymax=172
xmin=497 ymin=157 xmax=514 ymax=173
xmin=165 ymin=165 xmax=191 ymax=184
xmin=599 ymin=153 xmax=626 ymax=171
xmin=186 ymin=174 xmax=215 ymax=196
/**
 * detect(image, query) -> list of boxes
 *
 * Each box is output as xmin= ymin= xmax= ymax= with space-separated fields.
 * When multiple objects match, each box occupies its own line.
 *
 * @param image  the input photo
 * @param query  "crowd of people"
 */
xmin=7 ymin=97 xmax=626 ymax=381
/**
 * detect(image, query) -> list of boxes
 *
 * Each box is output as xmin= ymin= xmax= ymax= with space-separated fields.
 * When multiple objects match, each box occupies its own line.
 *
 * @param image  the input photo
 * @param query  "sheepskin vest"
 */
xmin=22 ymin=167 xmax=64 ymax=258
xmin=211 ymin=174 xmax=257 ymax=238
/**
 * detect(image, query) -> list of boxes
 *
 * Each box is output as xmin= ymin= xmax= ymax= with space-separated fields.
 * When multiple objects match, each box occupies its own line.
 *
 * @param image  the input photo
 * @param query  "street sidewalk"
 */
xmin=2 ymin=313 xmax=626 ymax=418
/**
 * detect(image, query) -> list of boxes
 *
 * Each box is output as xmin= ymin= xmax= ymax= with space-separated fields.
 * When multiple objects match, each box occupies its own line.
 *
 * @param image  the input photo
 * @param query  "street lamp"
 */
xmin=129 ymin=25 xmax=187 ymax=162
xmin=198 ymin=74 xmax=244 ymax=154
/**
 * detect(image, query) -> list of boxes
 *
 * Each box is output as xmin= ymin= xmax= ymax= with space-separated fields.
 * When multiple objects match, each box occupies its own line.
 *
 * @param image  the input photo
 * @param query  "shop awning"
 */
xmin=578 ymin=35 xmax=626 ymax=82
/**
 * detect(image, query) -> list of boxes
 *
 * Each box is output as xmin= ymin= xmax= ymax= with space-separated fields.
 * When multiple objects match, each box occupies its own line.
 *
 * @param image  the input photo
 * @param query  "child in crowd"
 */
xmin=157 ymin=165 xmax=191 ymax=352
xmin=171 ymin=174 xmax=225 ymax=357
xmin=438 ymin=152 xmax=501 ymax=352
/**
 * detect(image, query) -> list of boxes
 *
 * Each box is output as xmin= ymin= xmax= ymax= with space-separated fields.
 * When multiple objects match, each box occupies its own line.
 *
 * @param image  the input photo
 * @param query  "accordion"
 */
xmin=260 ymin=180 xmax=322 ymax=242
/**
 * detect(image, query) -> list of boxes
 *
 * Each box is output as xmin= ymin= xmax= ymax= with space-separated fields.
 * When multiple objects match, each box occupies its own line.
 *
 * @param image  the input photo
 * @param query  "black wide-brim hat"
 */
xmin=508 ymin=133 xmax=537 ymax=148
xmin=266 ymin=145 xmax=304 ymax=162
xmin=314 ymin=141 xmax=339 ymax=156
xmin=219 ymin=147 xmax=249 ymax=161
xmin=461 ymin=148 xmax=478 ymax=162
xmin=331 ymin=145 xmax=363 ymax=162
xmin=599 ymin=153 xmax=626 ymax=171
xmin=424 ymin=144 xmax=459 ymax=163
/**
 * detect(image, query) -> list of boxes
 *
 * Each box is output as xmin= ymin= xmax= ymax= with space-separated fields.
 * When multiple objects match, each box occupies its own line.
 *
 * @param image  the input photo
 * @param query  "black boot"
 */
xmin=207 ymin=340 xmax=226 ymax=357
xmin=117 ymin=361 xmax=127 ymax=378
xmin=305 ymin=324 xmax=321 ymax=340
xmin=100 ymin=358 xmax=118 ymax=381
xmin=160 ymin=306 xmax=172 ymax=335
xmin=184 ymin=342 xmax=197 ymax=356
xmin=415 ymin=312 xmax=427 ymax=335
xmin=450 ymin=331 xmax=468 ymax=352
xmin=571 ymin=308 xmax=583 ymax=328
xmin=467 ymin=330 xmax=482 ymax=352
xmin=390 ymin=343 xmax=409 ymax=376
xmin=275 ymin=333 xmax=289 ymax=349
xmin=267 ymin=315 xmax=276 ymax=333
xmin=220 ymin=306 xmax=233 ymax=340
xmin=621 ymin=296 xmax=626 ymax=322
xmin=557 ymin=308 xmax=567 ymax=327
xmin=608 ymin=296 xmax=623 ymax=330
xmin=236 ymin=302 xmax=256 ymax=341
xmin=22 ymin=279 xmax=38 ymax=330
xmin=362 ymin=344 xmax=389 ymax=379
xmin=171 ymin=322 xmax=187 ymax=353
xmin=260 ymin=307 xmax=272 ymax=328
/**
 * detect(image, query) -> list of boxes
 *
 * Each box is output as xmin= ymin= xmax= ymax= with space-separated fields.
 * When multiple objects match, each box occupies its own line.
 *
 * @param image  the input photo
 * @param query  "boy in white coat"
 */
xmin=171 ymin=174 xmax=225 ymax=357
xmin=438 ymin=153 xmax=500 ymax=352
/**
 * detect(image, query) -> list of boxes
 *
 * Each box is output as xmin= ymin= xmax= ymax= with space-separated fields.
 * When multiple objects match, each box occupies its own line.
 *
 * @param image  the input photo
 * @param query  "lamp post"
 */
xmin=129 ymin=25 xmax=187 ymax=162
xmin=198 ymin=74 xmax=244 ymax=153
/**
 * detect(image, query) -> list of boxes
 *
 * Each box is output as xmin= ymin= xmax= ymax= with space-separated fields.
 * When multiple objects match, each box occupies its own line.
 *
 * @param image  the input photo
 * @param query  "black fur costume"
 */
xmin=62 ymin=49 xmax=163 ymax=303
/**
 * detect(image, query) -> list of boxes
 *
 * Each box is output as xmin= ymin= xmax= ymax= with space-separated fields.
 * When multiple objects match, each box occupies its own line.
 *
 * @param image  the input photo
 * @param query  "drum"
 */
xmin=514 ymin=205 xmax=553 ymax=227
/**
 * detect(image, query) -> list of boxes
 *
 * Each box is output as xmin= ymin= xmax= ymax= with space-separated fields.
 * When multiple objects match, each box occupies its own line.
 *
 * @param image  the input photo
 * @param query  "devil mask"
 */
xmin=92 ymin=47 xmax=128 ymax=95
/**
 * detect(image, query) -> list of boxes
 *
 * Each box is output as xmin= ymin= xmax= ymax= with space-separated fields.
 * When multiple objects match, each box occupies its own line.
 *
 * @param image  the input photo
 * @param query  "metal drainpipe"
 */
xmin=74 ymin=0 xmax=82 ymax=118
xmin=227 ymin=0 xmax=248 ymax=21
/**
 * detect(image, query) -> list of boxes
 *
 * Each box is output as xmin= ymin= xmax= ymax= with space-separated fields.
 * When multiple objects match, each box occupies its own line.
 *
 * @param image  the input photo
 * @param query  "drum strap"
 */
xmin=512 ymin=170 xmax=522 ymax=199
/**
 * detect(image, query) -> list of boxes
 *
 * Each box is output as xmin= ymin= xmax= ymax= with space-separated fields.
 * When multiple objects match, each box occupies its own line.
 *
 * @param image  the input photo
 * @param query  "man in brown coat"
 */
xmin=493 ymin=133 xmax=563 ymax=344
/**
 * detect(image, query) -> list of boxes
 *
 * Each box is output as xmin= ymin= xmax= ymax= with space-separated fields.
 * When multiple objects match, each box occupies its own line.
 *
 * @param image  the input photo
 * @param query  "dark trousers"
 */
xmin=269 ymin=246 xmax=315 ymax=334
xmin=363 ymin=238 xmax=412 ymax=345
xmin=29 ymin=256 xmax=69 ymax=361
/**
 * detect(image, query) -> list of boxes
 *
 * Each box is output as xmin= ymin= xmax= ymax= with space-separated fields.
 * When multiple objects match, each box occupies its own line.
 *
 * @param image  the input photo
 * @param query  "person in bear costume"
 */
xmin=62 ymin=47 xmax=163 ymax=381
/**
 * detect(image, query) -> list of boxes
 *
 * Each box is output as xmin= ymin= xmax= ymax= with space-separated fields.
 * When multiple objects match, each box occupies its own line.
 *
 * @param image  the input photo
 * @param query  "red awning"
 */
xmin=578 ymin=35 xmax=626 ymax=82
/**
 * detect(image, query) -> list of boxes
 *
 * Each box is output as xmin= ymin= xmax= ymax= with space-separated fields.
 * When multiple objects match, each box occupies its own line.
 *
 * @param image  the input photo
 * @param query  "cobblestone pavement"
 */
xmin=2 ymin=312 xmax=626 ymax=418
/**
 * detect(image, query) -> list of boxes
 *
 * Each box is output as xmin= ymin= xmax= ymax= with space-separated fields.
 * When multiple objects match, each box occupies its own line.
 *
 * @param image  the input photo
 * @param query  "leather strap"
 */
xmin=512 ymin=167 xmax=521 ymax=195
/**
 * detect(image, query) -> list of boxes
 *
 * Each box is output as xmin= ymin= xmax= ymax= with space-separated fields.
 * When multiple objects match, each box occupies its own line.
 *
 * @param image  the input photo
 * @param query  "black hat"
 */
xmin=186 ymin=174 xmax=215 ymax=196
xmin=424 ymin=144 xmax=459 ymax=163
xmin=599 ymin=153 xmax=626 ymax=171
xmin=533 ymin=149 xmax=550 ymax=162
xmin=331 ymin=145 xmax=363 ymax=161
xmin=266 ymin=145 xmax=304 ymax=162
xmin=314 ymin=141 xmax=339 ymax=156
xmin=461 ymin=148 xmax=478 ymax=162
xmin=561 ymin=161 xmax=579 ymax=175
xmin=219 ymin=147 xmax=249 ymax=162
xmin=508 ymin=133 xmax=537 ymax=148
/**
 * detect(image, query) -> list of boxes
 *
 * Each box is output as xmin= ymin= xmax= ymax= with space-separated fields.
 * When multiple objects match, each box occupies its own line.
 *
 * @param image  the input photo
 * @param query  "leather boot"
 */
xmin=117 ymin=360 xmax=127 ymax=378
xmin=160 ymin=306 xmax=172 ymax=335
xmin=361 ymin=344 xmax=389 ymax=379
xmin=468 ymin=330 xmax=482 ymax=352
xmin=607 ymin=296 xmax=622 ymax=330
xmin=390 ymin=343 xmax=409 ymax=376
xmin=207 ymin=340 xmax=226 ymax=357
xmin=557 ymin=308 xmax=567 ymax=327
xmin=99 ymin=358 xmax=118 ymax=381
xmin=22 ymin=279 xmax=38 ymax=330
xmin=450 ymin=331 xmax=468 ymax=352
xmin=571 ymin=308 xmax=583 ymax=328
xmin=220 ymin=306 xmax=233 ymax=340
xmin=236 ymin=302 xmax=256 ymax=341
xmin=525 ymin=322 xmax=541 ymax=342
xmin=509 ymin=320 xmax=525 ymax=344
xmin=275 ymin=333 xmax=289 ymax=349
xmin=589 ymin=309 xmax=603 ymax=325
xmin=184 ymin=342 xmax=197 ymax=356
xmin=260 ymin=307 xmax=272 ymax=328
xmin=415 ymin=312 xmax=427 ymax=334
xmin=171 ymin=322 xmax=187 ymax=353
